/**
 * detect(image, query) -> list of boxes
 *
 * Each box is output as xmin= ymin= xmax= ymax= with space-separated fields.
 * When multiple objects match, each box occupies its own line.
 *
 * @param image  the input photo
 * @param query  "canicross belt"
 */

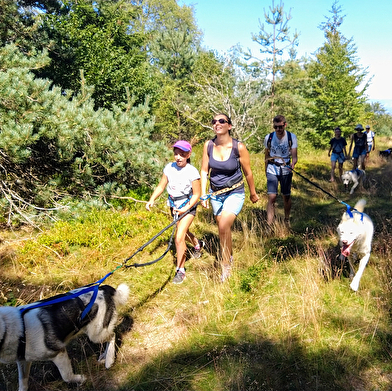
xmin=268 ymin=160 xmax=290 ymax=167
xmin=209 ymin=179 xmax=244 ymax=196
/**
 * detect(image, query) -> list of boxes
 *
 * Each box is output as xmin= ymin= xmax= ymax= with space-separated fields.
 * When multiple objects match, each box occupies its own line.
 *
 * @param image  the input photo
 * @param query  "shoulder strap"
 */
xmin=232 ymin=138 xmax=241 ymax=169
xmin=207 ymin=138 xmax=215 ymax=157
xmin=232 ymin=138 xmax=239 ymax=157
xmin=267 ymin=132 xmax=274 ymax=149
xmin=287 ymin=131 xmax=292 ymax=148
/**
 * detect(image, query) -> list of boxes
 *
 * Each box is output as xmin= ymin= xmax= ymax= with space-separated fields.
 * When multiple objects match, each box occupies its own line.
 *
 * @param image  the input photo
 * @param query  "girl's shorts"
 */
xmin=331 ymin=152 xmax=345 ymax=163
xmin=209 ymin=191 xmax=245 ymax=216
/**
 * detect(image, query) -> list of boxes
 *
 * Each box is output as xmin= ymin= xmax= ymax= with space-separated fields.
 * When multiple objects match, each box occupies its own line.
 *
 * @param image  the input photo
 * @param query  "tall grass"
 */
xmin=0 ymin=137 xmax=392 ymax=390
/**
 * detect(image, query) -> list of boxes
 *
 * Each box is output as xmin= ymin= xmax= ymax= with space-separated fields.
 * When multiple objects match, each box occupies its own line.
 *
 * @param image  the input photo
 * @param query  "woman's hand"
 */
xmin=250 ymin=193 xmax=259 ymax=204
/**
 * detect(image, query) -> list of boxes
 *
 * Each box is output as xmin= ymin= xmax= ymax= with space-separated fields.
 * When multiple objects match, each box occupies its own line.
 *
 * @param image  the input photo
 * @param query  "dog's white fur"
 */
xmin=341 ymin=169 xmax=366 ymax=194
xmin=0 ymin=283 xmax=129 ymax=391
xmin=337 ymin=199 xmax=374 ymax=291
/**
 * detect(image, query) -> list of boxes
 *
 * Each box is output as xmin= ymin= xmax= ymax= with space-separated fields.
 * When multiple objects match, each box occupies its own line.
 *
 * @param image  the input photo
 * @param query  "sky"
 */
xmin=181 ymin=0 xmax=392 ymax=113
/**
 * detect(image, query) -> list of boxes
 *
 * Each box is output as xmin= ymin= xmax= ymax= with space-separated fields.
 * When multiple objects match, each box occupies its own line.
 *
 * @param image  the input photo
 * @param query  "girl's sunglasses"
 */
xmin=212 ymin=118 xmax=228 ymax=125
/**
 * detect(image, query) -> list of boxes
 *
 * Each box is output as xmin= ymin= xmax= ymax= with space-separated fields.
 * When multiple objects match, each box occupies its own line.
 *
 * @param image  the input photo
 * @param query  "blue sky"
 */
xmin=181 ymin=0 xmax=392 ymax=112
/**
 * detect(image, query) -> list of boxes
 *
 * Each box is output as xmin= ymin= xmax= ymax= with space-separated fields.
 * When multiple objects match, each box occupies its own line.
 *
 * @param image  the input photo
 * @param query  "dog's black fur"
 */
xmin=379 ymin=148 xmax=392 ymax=159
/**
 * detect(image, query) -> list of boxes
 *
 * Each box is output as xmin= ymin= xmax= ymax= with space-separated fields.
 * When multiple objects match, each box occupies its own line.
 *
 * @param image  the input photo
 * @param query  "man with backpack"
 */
xmin=264 ymin=115 xmax=298 ymax=227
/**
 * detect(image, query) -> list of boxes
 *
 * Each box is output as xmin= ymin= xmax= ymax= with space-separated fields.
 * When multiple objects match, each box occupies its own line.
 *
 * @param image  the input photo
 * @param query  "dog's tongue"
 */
xmin=341 ymin=242 xmax=354 ymax=257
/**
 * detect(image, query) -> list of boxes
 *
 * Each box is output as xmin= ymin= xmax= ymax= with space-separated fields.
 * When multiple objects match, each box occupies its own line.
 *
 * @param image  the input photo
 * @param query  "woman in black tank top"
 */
xmin=200 ymin=113 xmax=259 ymax=282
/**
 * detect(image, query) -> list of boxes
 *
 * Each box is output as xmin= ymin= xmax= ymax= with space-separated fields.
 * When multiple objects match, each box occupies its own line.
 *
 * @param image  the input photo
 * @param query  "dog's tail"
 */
xmin=114 ymin=284 xmax=130 ymax=307
xmin=353 ymin=199 xmax=366 ymax=213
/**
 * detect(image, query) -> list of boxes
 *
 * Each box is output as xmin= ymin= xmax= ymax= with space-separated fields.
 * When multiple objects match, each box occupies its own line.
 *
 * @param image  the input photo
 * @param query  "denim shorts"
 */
xmin=266 ymin=172 xmax=293 ymax=196
xmin=331 ymin=152 xmax=345 ymax=163
xmin=209 ymin=191 xmax=245 ymax=216
xmin=352 ymin=147 xmax=367 ymax=159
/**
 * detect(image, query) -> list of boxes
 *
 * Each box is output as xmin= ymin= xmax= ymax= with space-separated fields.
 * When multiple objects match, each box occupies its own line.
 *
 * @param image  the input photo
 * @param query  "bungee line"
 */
xmin=17 ymin=179 xmax=243 ymax=316
xmin=285 ymin=165 xmax=356 ymax=218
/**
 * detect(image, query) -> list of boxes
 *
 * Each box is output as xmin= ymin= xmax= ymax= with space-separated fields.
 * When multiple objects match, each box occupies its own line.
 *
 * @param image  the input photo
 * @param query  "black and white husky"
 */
xmin=341 ymin=168 xmax=366 ymax=194
xmin=0 ymin=283 xmax=129 ymax=391
xmin=337 ymin=199 xmax=374 ymax=291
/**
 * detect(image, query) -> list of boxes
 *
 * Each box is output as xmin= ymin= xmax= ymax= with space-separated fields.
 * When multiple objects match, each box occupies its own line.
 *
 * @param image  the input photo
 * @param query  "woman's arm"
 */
xmin=146 ymin=174 xmax=168 ymax=211
xmin=200 ymin=140 xmax=210 ymax=208
xmin=238 ymin=143 xmax=259 ymax=204
xmin=348 ymin=134 xmax=354 ymax=156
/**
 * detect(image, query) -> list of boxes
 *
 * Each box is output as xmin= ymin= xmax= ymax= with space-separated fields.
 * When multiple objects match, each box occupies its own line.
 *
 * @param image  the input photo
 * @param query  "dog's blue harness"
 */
xmin=16 ymin=272 xmax=114 ymax=360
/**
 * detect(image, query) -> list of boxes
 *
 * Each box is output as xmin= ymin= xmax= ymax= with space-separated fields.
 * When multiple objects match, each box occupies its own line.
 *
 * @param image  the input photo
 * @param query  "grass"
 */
xmin=1 ymin=136 xmax=392 ymax=390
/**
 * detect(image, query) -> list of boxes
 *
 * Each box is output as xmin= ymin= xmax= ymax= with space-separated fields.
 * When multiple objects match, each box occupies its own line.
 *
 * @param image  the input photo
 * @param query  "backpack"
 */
xmin=267 ymin=131 xmax=292 ymax=150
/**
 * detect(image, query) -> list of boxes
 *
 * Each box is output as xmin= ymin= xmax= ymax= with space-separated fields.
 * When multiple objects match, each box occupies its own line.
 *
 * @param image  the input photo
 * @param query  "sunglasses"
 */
xmin=212 ymin=118 xmax=229 ymax=125
xmin=273 ymin=124 xmax=285 ymax=130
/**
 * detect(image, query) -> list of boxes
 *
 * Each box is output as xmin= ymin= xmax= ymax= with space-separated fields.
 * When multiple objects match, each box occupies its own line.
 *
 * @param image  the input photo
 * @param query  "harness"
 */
xmin=168 ymin=192 xmax=192 ymax=210
xmin=16 ymin=272 xmax=113 ymax=360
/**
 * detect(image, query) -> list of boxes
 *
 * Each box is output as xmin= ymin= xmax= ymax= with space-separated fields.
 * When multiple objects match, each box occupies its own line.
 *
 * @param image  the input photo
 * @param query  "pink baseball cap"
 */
xmin=172 ymin=140 xmax=192 ymax=152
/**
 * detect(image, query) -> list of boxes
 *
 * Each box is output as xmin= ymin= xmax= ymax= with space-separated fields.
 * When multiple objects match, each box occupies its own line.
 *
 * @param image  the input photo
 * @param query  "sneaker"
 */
xmin=192 ymin=240 xmax=205 ymax=259
xmin=173 ymin=270 xmax=186 ymax=284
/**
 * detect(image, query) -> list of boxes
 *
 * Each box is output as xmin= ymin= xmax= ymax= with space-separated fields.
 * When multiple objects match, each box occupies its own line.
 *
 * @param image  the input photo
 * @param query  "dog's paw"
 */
xmin=98 ymin=339 xmax=116 ymax=368
xmin=350 ymin=280 xmax=359 ymax=291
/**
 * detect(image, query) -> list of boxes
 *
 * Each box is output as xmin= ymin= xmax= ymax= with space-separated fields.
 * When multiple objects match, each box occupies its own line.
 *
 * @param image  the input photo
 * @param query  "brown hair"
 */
xmin=273 ymin=115 xmax=286 ymax=124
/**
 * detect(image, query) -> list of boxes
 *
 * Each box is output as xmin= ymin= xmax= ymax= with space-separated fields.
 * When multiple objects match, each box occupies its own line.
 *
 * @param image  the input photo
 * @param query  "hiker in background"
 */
xmin=146 ymin=140 xmax=202 ymax=284
xmin=264 ymin=114 xmax=298 ymax=227
xmin=328 ymin=127 xmax=347 ymax=182
xmin=200 ymin=113 xmax=259 ymax=282
xmin=348 ymin=124 xmax=368 ymax=170
xmin=365 ymin=125 xmax=375 ymax=161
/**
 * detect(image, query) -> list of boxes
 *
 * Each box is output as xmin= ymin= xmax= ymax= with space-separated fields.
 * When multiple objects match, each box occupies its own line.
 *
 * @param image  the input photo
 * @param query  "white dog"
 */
xmin=0 ymin=283 xmax=129 ymax=391
xmin=341 ymin=169 xmax=366 ymax=194
xmin=337 ymin=199 xmax=374 ymax=291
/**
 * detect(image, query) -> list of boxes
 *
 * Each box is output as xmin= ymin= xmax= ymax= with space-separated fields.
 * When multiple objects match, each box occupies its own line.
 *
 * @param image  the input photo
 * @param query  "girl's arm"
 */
xmin=328 ymin=142 xmax=333 ymax=156
xmin=238 ymin=143 xmax=259 ymax=204
xmin=174 ymin=178 xmax=201 ymax=215
xmin=146 ymin=174 xmax=168 ymax=211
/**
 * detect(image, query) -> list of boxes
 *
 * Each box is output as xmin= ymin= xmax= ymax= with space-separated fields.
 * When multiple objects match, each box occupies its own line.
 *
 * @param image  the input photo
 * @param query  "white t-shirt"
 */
xmin=366 ymin=130 xmax=374 ymax=144
xmin=264 ymin=131 xmax=298 ymax=175
xmin=163 ymin=162 xmax=200 ymax=207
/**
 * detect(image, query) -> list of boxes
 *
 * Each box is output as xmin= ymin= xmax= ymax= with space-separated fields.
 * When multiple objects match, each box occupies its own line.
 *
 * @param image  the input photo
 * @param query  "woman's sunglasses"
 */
xmin=212 ymin=118 xmax=229 ymax=125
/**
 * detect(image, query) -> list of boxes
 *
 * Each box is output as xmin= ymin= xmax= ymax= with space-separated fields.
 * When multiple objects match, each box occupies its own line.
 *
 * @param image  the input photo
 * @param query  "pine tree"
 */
xmin=0 ymin=44 xmax=169 ymax=223
xmin=308 ymin=1 xmax=368 ymax=146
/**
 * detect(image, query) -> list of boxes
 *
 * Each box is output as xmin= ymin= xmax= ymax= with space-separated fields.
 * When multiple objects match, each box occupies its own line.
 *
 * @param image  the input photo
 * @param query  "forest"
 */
xmin=1 ymin=2 xmax=392 ymax=390
xmin=1 ymin=0 xmax=391 ymax=219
